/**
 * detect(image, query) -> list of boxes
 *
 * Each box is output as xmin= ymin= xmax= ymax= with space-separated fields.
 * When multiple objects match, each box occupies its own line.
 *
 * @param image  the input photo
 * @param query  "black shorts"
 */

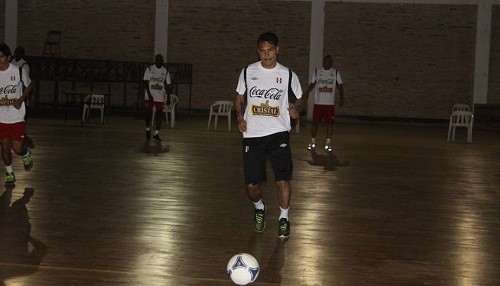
xmin=242 ymin=131 xmax=293 ymax=185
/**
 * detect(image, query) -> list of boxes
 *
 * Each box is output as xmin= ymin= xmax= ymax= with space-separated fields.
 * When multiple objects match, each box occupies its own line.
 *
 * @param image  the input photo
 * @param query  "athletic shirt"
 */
xmin=0 ymin=63 xmax=30 ymax=123
xmin=143 ymin=65 xmax=171 ymax=102
xmin=11 ymin=58 xmax=30 ymax=76
xmin=236 ymin=61 xmax=302 ymax=138
xmin=311 ymin=68 xmax=342 ymax=105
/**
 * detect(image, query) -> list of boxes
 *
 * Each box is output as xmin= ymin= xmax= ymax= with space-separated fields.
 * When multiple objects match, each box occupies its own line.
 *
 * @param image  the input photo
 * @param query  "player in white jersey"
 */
xmin=0 ymin=43 xmax=33 ymax=187
xmin=235 ymin=32 xmax=303 ymax=239
xmin=10 ymin=46 xmax=35 ymax=149
xmin=143 ymin=54 xmax=171 ymax=143
xmin=303 ymin=55 xmax=344 ymax=153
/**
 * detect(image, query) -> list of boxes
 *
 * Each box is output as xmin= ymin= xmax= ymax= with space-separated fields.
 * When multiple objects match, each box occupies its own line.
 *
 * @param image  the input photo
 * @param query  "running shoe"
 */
xmin=325 ymin=143 xmax=333 ymax=153
xmin=5 ymin=172 xmax=15 ymax=186
xmin=307 ymin=143 xmax=316 ymax=151
xmin=152 ymin=134 xmax=162 ymax=143
xmin=278 ymin=218 xmax=290 ymax=239
xmin=253 ymin=207 xmax=266 ymax=232
xmin=22 ymin=152 xmax=33 ymax=171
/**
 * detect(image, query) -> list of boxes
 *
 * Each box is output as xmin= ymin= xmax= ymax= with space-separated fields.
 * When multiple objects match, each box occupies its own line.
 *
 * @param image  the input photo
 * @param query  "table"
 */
xmin=62 ymin=90 xmax=111 ymax=124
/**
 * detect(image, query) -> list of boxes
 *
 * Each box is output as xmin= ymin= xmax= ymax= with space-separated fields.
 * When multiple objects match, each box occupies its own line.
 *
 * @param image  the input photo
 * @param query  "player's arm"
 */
xmin=302 ymin=82 xmax=316 ymax=100
xmin=13 ymin=83 xmax=33 ymax=110
xmin=337 ymin=82 xmax=344 ymax=107
xmin=144 ymin=80 xmax=153 ymax=101
xmin=235 ymin=93 xmax=246 ymax=133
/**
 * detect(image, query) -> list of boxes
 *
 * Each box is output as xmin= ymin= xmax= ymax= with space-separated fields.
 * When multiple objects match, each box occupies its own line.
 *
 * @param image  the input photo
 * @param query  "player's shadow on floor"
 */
xmin=258 ymin=238 xmax=286 ymax=284
xmin=139 ymin=140 xmax=170 ymax=154
xmin=0 ymin=188 xmax=46 ymax=284
xmin=305 ymin=150 xmax=350 ymax=171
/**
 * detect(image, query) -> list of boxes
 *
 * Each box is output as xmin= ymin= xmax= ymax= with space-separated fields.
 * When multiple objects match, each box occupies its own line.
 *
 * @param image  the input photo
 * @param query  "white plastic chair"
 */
xmin=447 ymin=111 xmax=474 ymax=143
xmin=151 ymin=94 xmax=179 ymax=128
xmin=207 ymin=100 xmax=233 ymax=131
xmin=164 ymin=94 xmax=178 ymax=128
xmin=82 ymin=94 xmax=106 ymax=124
xmin=452 ymin=104 xmax=471 ymax=112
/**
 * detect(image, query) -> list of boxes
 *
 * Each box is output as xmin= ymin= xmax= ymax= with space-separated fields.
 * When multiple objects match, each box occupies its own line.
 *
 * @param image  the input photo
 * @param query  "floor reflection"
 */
xmin=306 ymin=150 xmax=350 ymax=170
xmin=258 ymin=238 xmax=287 ymax=285
xmin=139 ymin=140 xmax=171 ymax=154
xmin=0 ymin=188 xmax=46 ymax=284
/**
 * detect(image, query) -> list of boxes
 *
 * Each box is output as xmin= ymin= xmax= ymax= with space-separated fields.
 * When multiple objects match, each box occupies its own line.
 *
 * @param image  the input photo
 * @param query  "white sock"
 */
xmin=155 ymin=130 xmax=159 ymax=135
xmin=326 ymin=138 xmax=331 ymax=144
xmin=311 ymin=138 xmax=316 ymax=144
xmin=23 ymin=149 xmax=31 ymax=158
xmin=279 ymin=207 xmax=289 ymax=220
xmin=5 ymin=165 xmax=13 ymax=173
xmin=146 ymin=127 xmax=150 ymax=131
xmin=253 ymin=199 xmax=265 ymax=210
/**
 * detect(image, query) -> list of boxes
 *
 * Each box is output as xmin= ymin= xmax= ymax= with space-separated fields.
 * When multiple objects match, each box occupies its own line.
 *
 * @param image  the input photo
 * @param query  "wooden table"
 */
xmin=61 ymin=90 xmax=111 ymax=124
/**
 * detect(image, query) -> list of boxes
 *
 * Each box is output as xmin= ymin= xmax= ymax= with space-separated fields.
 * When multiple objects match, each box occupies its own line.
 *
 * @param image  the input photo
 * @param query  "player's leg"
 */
xmin=0 ymin=123 xmax=15 ymax=186
xmin=144 ymin=100 xmax=153 ymax=141
xmin=324 ymin=105 xmax=335 ymax=153
xmin=268 ymin=131 xmax=292 ymax=239
xmin=152 ymin=102 xmax=164 ymax=143
xmin=308 ymin=105 xmax=321 ymax=150
xmin=243 ymin=137 xmax=267 ymax=232
xmin=11 ymin=122 xmax=32 ymax=171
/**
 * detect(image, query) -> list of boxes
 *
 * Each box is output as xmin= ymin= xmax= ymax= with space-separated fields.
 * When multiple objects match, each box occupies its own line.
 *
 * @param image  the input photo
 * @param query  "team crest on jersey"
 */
xmin=276 ymin=77 xmax=282 ymax=83
xmin=251 ymin=100 xmax=279 ymax=117
xmin=11 ymin=76 xmax=16 ymax=81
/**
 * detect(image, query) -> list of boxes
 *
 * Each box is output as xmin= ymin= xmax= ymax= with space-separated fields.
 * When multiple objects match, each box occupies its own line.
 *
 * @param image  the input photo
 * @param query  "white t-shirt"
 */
xmin=143 ymin=65 xmax=171 ymax=102
xmin=11 ymin=58 xmax=30 ymax=76
xmin=0 ymin=63 xmax=31 ymax=123
xmin=310 ymin=68 xmax=342 ymax=105
xmin=236 ymin=61 xmax=302 ymax=138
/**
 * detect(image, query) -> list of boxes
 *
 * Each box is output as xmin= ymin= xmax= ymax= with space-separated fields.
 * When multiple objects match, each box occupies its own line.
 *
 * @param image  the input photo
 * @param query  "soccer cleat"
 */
xmin=146 ymin=130 xmax=151 ymax=141
xmin=5 ymin=172 xmax=15 ymax=186
xmin=22 ymin=152 xmax=33 ymax=171
xmin=152 ymin=134 xmax=162 ymax=143
xmin=253 ymin=207 xmax=266 ymax=232
xmin=307 ymin=143 xmax=316 ymax=151
xmin=325 ymin=144 xmax=333 ymax=153
xmin=278 ymin=218 xmax=290 ymax=239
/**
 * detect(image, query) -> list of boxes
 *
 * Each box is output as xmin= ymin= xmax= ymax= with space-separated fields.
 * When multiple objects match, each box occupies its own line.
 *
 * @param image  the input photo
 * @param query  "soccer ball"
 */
xmin=226 ymin=253 xmax=260 ymax=285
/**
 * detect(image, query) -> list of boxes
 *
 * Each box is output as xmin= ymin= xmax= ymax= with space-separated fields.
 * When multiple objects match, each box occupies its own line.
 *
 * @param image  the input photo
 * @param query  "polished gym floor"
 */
xmin=0 ymin=113 xmax=499 ymax=285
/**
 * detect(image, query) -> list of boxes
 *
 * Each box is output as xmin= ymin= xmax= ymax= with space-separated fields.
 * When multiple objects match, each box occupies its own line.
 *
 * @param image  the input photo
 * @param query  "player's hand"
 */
xmin=288 ymin=107 xmax=299 ymax=119
xmin=237 ymin=117 xmax=247 ymax=133
xmin=13 ymin=98 xmax=23 ymax=110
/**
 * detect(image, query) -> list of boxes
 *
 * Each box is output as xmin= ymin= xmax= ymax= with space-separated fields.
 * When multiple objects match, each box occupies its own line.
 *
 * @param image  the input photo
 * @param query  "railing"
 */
xmin=25 ymin=56 xmax=193 ymax=113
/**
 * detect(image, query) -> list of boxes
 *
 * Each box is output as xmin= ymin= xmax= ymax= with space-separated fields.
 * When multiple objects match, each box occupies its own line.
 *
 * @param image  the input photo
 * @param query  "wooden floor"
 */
xmin=0 ymin=113 xmax=499 ymax=286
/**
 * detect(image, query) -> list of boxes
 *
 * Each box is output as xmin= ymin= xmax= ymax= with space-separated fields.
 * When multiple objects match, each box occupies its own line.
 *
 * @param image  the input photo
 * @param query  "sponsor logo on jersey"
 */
xmin=0 ymin=95 xmax=16 ymax=106
xmin=251 ymin=100 xmax=279 ymax=117
xmin=251 ymin=77 xmax=258 ymax=80
xmin=0 ymin=85 xmax=18 ymax=95
xmin=279 ymin=143 xmax=287 ymax=148
xmin=318 ymin=86 xmax=334 ymax=93
xmin=248 ymin=86 xmax=283 ymax=100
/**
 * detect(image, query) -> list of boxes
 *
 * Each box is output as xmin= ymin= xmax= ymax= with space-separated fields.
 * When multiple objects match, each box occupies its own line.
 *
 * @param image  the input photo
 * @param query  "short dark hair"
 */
xmin=14 ymin=47 xmax=25 ymax=56
xmin=0 ymin=43 xmax=11 ymax=57
xmin=323 ymin=55 xmax=332 ymax=61
xmin=257 ymin=32 xmax=279 ymax=47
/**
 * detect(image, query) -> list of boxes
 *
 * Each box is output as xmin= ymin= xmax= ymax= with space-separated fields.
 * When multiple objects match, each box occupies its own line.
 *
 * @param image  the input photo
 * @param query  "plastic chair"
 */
xmin=452 ymin=104 xmax=470 ymax=112
xmin=163 ymin=94 xmax=179 ymax=128
xmin=447 ymin=111 xmax=474 ymax=143
xmin=207 ymin=101 xmax=233 ymax=131
xmin=82 ymin=94 xmax=106 ymax=124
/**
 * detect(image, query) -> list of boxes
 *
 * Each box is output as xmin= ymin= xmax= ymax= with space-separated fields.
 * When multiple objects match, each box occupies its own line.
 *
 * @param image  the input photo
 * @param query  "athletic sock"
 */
xmin=326 ymin=138 xmax=331 ymax=144
xmin=253 ymin=199 xmax=265 ymax=210
xmin=155 ymin=130 xmax=159 ymax=135
xmin=146 ymin=127 xmax=150 ymax=131
xmin=279 ymin=207 xmax=289 ymax=220
xmin=22 ymin=149 xmax=31 ymax=158
xmin=5 ymin=165 xmax=13 ymax=173
xmin=311 ymin=138 xmax=316 ymax=144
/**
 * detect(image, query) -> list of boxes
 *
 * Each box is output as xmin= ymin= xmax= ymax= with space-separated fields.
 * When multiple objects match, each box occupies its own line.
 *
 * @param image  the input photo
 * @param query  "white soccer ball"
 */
xmin=226 ymin=253 xmax=260 ymax=285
